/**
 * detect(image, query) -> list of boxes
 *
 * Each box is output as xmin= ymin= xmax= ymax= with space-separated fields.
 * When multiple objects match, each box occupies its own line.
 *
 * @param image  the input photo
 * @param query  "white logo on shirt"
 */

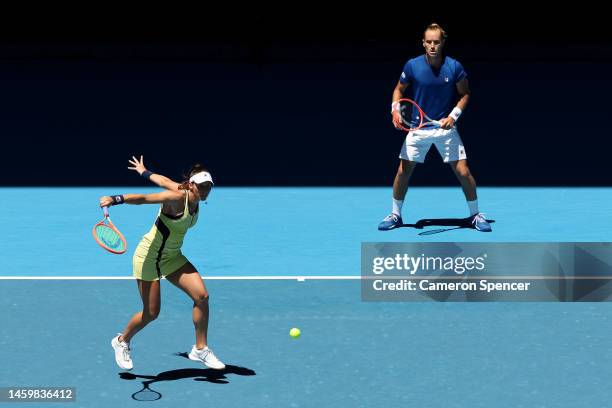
xmin=445 ymin=77 xmax=449 ymax=82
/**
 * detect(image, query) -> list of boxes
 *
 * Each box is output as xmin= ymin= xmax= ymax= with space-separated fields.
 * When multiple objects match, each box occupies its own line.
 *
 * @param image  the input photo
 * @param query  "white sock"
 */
xmin=467 ymin=199 xmax=479 ymax=216
xmin=392 ymin=198 xmax=404 ymax=216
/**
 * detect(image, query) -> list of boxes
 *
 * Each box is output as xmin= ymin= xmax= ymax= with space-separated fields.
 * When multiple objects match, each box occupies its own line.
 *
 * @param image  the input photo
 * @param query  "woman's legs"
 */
xmin=119 ymin=279 xmax=161 ymax=343
xmin=165 ymin=262 xmax=210 ymax=348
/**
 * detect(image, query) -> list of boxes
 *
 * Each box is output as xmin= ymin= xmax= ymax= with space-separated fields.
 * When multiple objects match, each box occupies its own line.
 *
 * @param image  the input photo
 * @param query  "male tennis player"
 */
xmin=378 ymin=23 xmax=491 ymax=232
xmin=104 ymin=156 xmax=225 ymax=371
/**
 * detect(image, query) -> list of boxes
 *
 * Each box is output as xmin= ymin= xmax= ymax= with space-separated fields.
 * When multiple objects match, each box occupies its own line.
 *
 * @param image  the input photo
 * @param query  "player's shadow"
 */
xmin=119 ymin=354 xmax=256 ymax=401
xmin=400 ymin=217 xmax=495 ymax=235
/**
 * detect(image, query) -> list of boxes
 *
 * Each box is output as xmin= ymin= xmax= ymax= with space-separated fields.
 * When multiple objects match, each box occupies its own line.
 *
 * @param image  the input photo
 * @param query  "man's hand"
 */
xmin=128 ymin=155 xmax=147 ymax=176
xmin=392 ymin=107 xmax=403 ymax=130
xmin=437 ymin=117 xmax=455 ymax=129
xmin=391 ymin=101 xmax=403 ymax=130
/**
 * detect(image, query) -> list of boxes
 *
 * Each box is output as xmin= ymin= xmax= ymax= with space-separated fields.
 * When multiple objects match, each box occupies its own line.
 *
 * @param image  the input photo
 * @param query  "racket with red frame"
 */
xmin=93 ymin=207 xmax=127 ymax=254
xmin=395 ymin=98 xmax=442 ymax=132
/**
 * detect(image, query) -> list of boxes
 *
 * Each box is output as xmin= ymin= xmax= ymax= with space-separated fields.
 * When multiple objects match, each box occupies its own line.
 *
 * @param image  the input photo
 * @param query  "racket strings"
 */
xmin=95 ymin=224 xmax=125 ymax=251
xmin=399 ymin=101 xmax=424 ymax=129
xmin=398 ymin=99 xmax=440 ymax=131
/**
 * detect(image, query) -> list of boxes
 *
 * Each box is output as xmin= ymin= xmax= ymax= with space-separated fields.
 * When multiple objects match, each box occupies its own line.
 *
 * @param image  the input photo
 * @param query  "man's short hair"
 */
xmin=424 ymin=23 xmax=447 ymax=40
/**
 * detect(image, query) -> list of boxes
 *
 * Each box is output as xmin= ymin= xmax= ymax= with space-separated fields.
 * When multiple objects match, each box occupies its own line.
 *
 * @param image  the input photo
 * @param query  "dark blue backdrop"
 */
xmin=1 ymin=12 xmax=610 ymax=186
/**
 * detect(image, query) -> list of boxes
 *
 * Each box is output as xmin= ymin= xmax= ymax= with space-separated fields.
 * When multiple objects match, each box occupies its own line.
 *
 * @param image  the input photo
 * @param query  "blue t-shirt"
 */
xmin=399 ymin=55 xmax=466 ymax=126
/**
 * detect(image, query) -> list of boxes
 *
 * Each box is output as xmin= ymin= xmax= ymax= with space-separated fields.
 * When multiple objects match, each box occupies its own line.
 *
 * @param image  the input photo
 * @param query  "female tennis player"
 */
xmin=102 ymin=156 xmax=225 ymax=371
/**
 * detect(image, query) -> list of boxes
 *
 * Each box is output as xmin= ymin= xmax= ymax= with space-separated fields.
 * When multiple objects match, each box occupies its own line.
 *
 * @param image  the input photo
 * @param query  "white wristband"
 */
xmin=449 ymin=106 xmax=462 ymax=121
xmin=391 ymin=101 xmax=400 ymax=113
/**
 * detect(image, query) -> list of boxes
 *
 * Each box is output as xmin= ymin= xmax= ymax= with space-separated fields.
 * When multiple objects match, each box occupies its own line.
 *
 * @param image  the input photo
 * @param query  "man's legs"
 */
xmin=379 ymin=159 xmax=417 ymax=230
xmin=449 ymin=159 xmax=491 ymax=231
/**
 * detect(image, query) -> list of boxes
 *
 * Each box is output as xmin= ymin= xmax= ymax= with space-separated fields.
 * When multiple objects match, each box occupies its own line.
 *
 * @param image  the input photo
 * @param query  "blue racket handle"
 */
xmin=103 ymin=206 xmax=109 ymax=217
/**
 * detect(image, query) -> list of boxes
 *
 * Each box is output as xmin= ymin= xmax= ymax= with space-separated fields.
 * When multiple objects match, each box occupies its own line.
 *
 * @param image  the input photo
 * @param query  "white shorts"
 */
xmin=399 ymin=127 xmax=467 ymax=163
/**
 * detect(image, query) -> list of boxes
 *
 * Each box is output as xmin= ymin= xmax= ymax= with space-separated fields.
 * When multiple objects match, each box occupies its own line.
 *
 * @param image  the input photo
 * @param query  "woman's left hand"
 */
xmin=128 ymin=155 xmax=147 ymax=175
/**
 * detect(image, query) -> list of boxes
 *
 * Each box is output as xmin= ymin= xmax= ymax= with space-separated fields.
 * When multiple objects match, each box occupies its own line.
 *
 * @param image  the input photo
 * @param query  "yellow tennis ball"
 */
xmin=289 ymin=328 xmax=301 ymax=338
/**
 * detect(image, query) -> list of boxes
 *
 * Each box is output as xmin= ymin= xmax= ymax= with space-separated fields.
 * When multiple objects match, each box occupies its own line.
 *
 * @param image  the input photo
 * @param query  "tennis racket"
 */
xmin=93 ymin=207 xmax=127 ymax=254
xmin=395 ymin=98 xmax=442 ymax=132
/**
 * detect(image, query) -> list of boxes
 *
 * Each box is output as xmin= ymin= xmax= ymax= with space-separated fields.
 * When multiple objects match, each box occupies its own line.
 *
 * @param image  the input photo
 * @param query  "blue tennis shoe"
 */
xmin=470 ymin=213 xmax=492 ymax=232
xmin=378 ymin=213 xmax=403 ymax=231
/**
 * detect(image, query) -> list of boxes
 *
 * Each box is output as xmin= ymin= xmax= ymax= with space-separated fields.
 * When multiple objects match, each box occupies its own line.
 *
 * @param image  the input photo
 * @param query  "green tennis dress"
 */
xmin=132 ymin=191 xmax=198 ymax=281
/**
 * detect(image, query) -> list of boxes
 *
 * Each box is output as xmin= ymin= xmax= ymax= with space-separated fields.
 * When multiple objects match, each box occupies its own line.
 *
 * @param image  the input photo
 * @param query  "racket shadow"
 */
xmin=399 ymin=217 xmax=495 ymax=235
xmin=119 ymin=355 xmax=256 ymax=400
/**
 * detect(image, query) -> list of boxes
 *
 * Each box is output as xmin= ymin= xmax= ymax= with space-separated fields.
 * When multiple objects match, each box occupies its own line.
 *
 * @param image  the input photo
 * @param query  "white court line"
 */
xmin=0 ymin=276 xmax=361 ymax=280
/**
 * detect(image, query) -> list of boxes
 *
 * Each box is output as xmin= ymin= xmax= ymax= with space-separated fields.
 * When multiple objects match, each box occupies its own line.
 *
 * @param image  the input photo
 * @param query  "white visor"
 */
xmin=189 ymin=171 xmax=214 ymax=185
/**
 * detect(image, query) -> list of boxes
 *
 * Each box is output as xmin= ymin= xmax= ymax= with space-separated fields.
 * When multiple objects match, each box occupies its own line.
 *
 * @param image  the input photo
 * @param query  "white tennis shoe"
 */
xmin=188 ymin=345 xmax=226 ymax=370
xmin=111 ymin=334 xmax=133 ymax=371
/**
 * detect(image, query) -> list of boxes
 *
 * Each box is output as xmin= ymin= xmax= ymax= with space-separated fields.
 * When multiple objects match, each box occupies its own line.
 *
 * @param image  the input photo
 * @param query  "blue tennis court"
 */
xmin=1 ymin=187 xmax=612 ymax=407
